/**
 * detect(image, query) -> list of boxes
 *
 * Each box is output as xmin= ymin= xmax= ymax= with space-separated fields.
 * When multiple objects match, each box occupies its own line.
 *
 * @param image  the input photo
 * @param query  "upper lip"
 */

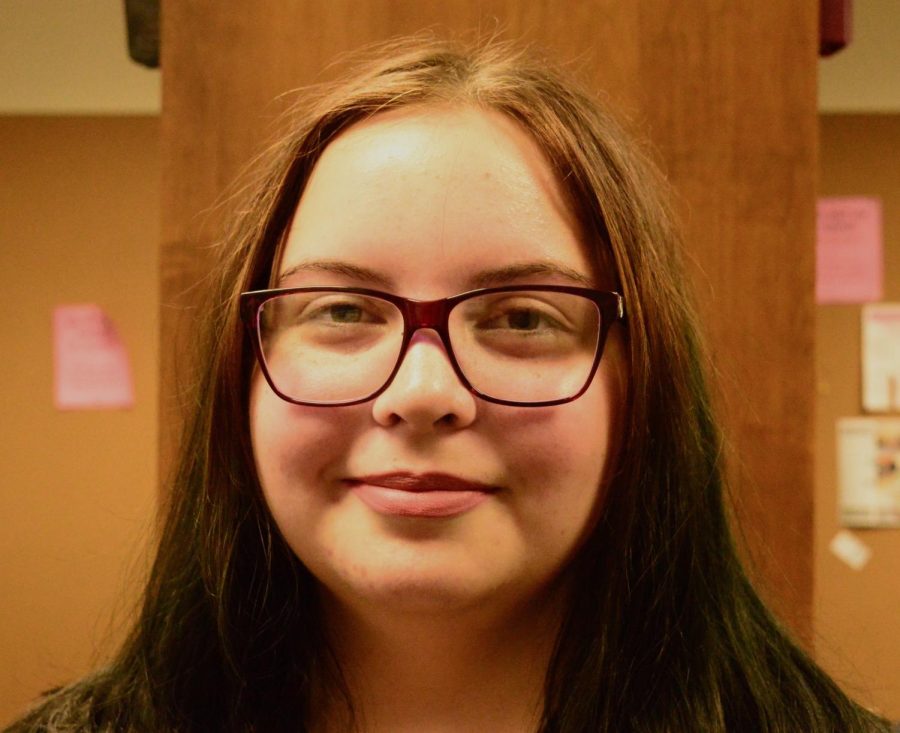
xmin=347 ymin=471 xmax=498 ymax=493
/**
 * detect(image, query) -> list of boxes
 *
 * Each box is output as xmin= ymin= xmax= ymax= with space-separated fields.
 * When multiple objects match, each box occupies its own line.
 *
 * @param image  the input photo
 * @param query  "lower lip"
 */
xmin=350 ymin=484 xmax=491 ymax=518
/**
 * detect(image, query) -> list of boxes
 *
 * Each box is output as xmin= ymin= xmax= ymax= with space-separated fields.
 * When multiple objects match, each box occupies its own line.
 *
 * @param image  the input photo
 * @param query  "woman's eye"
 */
xmin=480 ymin=307 xmax=563 ymax=333
xmin=316 ymin=304 xmax=365 ymax=323
xmin=302 ymin=299 xmax=384 ymax=326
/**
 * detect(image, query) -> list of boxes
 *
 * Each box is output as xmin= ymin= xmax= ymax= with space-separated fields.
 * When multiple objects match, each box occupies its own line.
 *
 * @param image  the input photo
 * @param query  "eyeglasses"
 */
xmin=240 ymin=285 xmax=624 ymax=407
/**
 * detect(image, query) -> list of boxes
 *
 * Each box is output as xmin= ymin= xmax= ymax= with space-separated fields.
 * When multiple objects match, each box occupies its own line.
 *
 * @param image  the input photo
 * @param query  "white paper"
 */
xmin=862 ymin=303 xmax=900 ymax=412
xmin=829 ymin=530 xmax=873 ymax=570
xmin=837 ymin=416 xmax=900 ymax=528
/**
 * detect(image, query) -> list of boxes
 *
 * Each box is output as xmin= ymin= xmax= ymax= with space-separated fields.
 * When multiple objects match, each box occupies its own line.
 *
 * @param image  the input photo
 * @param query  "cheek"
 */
xmin=497 ymin=347 xmax=626 ymax=536
xmin=249 ymin=377 xmax=359 ymax=507
xmin=494 ymin=389 xmax=616 ymax=526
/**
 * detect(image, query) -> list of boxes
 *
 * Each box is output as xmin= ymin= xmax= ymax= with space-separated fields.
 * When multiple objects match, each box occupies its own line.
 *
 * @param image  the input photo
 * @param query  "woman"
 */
xmin=7 ymin=37 xmax=889 ymax=732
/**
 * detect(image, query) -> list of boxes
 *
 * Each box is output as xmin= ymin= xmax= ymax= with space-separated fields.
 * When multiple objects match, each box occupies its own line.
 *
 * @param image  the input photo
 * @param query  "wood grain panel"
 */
xmin=635 ymin=1 xmax=818 ymax=634
xmin=160 ymin=0 xmax=817 ymax=636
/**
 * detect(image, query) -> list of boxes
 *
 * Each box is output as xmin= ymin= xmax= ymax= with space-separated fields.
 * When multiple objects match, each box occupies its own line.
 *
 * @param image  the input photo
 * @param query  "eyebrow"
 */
xmin=276 ymin=259 xmax=594 ymax=290
xmin=277 ymin=260 xmax=393 ymax=289
xmin=468 ymin=262 xmax=594 ymax=288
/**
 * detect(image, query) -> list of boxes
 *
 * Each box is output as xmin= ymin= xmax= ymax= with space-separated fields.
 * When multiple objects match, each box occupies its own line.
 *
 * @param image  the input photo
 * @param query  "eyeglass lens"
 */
xmin=257 ymin=289 xmax=602 ymax=404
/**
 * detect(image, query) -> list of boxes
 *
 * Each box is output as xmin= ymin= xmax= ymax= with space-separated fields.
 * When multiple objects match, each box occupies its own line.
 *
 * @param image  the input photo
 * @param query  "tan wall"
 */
xmin=0 ymin=116 xmax=159 ymax=724
xmin=816 ymin=114 xmax=900 ymax=720
xmin=0 ymin=1 xmax=160 ymax=114
xmin=818 ymin=0 xmax=900 ymax=113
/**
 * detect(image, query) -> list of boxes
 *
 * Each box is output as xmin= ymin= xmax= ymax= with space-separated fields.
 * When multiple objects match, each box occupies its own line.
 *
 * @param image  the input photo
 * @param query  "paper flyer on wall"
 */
xmin=816 ymin=197 xmax=883 ymax=304
xmin=53 ymin=304 xmax=135 ymax=410
xmin=862 ymin=303 xmax=900 ymax=412
xmin=837 ymin=417 xmax=900 ymax=528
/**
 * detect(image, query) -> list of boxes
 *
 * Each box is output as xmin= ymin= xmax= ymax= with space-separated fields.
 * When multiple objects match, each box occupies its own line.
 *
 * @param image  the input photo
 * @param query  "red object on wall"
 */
xmin=820 ymin=0 xmax=852 ymax=56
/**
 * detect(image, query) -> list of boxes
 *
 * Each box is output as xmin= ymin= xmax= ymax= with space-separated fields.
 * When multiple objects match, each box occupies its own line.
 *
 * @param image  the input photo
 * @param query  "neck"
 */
xmin=314 ymin=589 xmax=565 ymax=733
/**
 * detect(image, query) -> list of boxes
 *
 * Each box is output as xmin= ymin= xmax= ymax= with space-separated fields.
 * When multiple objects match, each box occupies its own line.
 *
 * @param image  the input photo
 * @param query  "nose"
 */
xmin=371 ymin=329 xmax=477 ymax=431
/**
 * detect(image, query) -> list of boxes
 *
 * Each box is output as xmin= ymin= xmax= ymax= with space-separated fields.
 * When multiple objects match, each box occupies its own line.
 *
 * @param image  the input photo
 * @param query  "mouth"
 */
xmin=344 ymin=472 xmax=497 ymax=518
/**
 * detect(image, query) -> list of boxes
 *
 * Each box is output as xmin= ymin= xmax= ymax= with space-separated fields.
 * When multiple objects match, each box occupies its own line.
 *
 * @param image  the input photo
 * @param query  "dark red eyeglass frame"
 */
xmin=239 ymin=284 xmax=625 ymax=407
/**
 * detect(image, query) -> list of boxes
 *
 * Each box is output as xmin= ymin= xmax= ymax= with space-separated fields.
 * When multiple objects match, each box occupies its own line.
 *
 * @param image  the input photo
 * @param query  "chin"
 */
xmin=320 ymin=559 xmax=518 ymax=617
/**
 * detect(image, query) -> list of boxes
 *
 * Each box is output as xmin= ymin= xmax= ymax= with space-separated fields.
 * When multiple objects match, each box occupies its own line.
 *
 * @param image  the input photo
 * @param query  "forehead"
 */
xmin=278 ymin=105 xmax=596 ymax=292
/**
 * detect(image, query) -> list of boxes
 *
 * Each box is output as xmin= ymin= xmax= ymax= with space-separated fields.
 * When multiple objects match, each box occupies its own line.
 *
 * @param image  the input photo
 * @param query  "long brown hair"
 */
xmin=7 ymin=36 xmax=888 ymax=733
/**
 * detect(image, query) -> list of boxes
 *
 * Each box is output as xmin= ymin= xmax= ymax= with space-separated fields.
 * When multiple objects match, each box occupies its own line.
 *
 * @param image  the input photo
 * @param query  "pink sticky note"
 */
xmin=816 ymin=197 xmax=883 ymax=304
xmin=53 ymin=305 xmax=135 ymax=410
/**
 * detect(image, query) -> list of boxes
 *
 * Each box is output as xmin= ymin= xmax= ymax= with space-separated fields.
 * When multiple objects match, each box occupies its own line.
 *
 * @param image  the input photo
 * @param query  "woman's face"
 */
xmin=249 ymin=106 xmax=627 ymax=619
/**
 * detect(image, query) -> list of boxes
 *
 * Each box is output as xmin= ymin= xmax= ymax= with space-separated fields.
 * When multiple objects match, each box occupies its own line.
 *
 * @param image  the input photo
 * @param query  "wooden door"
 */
xmin=160 ymin=0 xmax=817 ymax=636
